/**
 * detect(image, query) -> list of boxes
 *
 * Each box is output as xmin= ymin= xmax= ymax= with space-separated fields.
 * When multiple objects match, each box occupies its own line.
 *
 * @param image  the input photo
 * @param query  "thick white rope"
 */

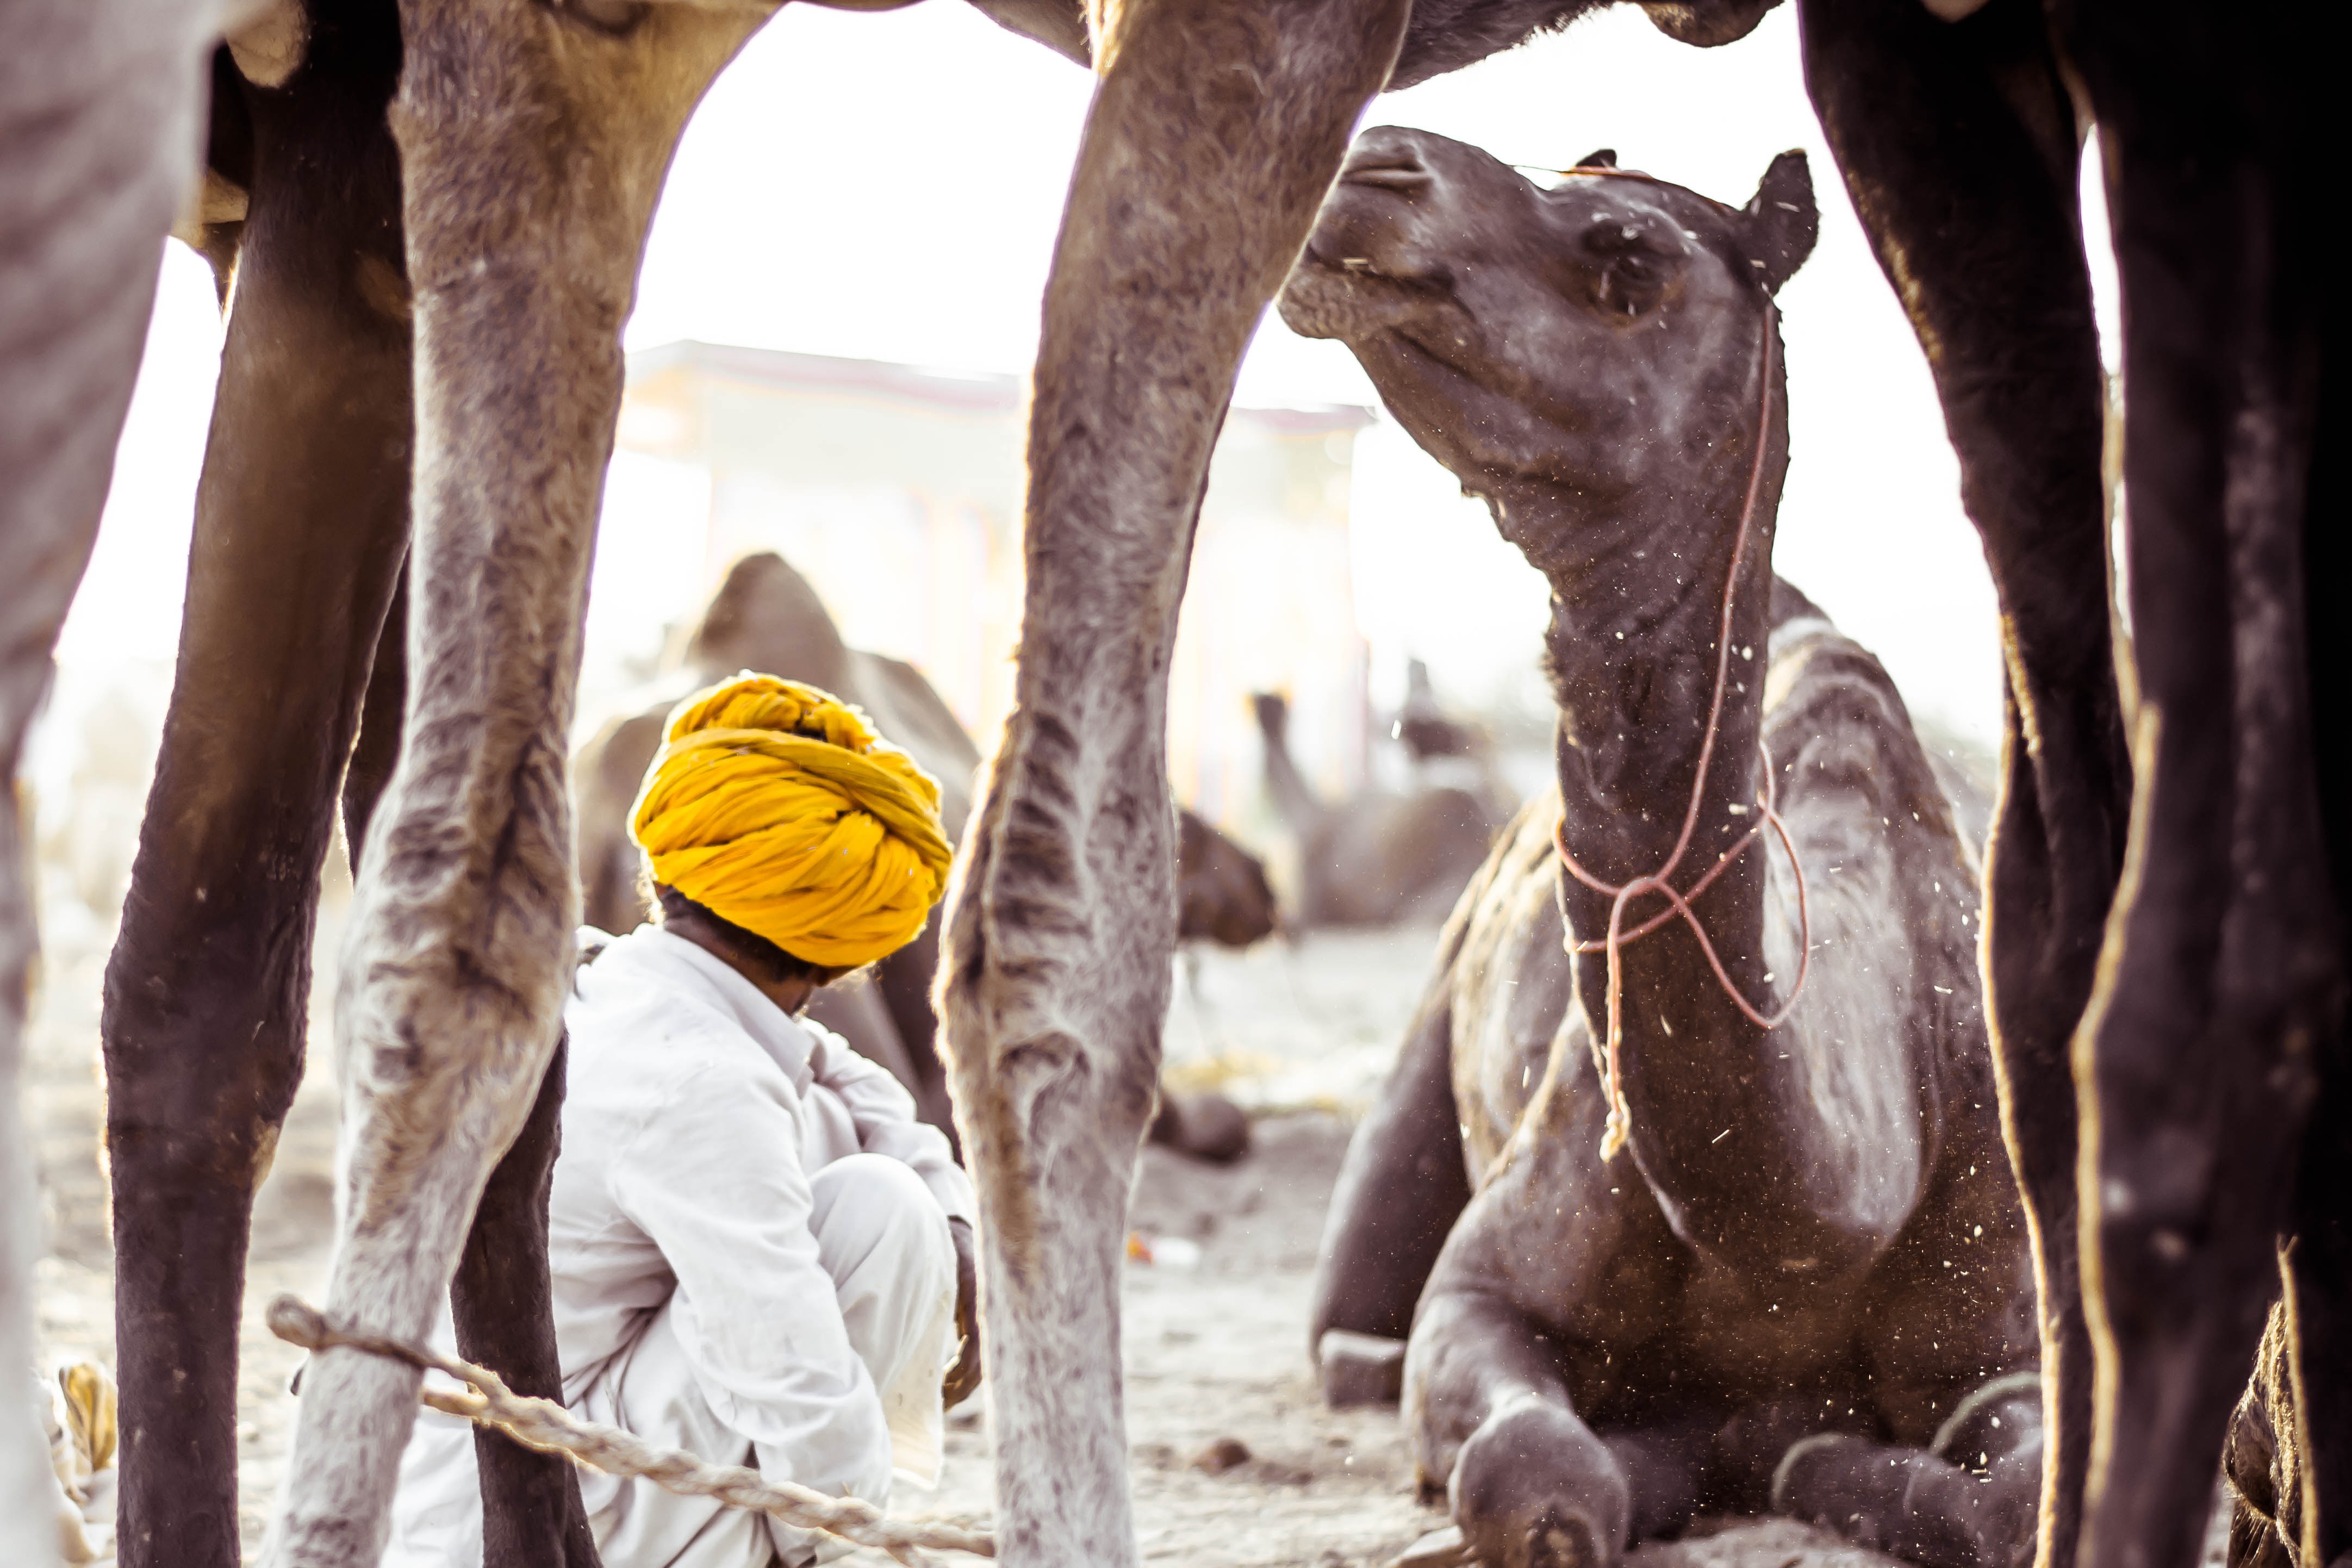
xmin=264 ymin=1295 xmax=993 ymax=1566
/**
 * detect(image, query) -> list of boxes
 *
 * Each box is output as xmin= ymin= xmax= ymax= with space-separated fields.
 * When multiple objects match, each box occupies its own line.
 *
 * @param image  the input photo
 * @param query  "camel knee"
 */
xmin=1451 ymin=1398 xmax=1632 ymax=1568
xmin=1775 ymin=1426 xmax=2040 ymax=1568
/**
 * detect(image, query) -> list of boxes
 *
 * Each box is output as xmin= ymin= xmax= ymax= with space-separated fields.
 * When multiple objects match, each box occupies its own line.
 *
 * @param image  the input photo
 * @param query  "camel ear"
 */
xmin=1577 ymin=148 xmax=1618 ymax=170
xmin=1737 ymin=150 xmax=1818 ymax=296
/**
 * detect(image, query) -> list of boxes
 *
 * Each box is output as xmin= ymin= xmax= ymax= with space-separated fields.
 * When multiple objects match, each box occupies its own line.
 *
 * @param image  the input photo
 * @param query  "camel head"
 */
xmin=1280 ymin=127 xmax=1816 ymax=583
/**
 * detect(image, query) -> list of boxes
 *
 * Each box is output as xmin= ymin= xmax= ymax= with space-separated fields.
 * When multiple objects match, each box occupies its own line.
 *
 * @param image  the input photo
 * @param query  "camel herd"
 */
xmin=0 ymin=5 xmax=2336 ymax=1568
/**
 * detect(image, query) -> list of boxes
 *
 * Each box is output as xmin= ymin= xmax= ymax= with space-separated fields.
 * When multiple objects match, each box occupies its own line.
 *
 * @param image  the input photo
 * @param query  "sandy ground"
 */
xmin=24 ymin=919 xmax=2215 ymax=1568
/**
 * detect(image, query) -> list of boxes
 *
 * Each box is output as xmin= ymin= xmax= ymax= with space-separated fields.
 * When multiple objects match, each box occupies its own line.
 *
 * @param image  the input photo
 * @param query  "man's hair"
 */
xmin=652 ymin=883 xmax=835 ymax=987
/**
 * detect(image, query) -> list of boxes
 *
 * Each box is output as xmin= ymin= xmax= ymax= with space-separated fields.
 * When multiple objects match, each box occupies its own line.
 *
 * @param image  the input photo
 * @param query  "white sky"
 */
xmin=58 ymin=0 xmax=2125 ymax=784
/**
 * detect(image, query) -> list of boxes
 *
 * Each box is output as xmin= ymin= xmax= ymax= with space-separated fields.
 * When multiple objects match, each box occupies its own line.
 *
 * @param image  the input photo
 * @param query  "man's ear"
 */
xmin=1738 ymin=150 xmax=1818 ymax=295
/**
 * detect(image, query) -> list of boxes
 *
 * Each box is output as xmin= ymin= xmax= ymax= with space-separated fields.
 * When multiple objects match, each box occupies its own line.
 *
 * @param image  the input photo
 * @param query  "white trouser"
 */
xmin=383 ymin=1153 xmax=957 ymax=1568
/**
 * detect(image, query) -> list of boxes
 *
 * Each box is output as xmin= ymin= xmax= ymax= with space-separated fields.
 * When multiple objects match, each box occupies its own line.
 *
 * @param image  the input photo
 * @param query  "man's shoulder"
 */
xmin=565 ymin=953 xmax=790 ymax=1103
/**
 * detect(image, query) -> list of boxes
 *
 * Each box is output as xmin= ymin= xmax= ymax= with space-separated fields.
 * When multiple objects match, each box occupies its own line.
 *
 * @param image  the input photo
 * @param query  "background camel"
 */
xmin=574 ymin=548 xmax=1274 ymax=1158
xmin=0 ymin=3 xmax=2332 ymax=1568
xmin=1251 ymin=689 xmax=1505 ymax=929
xmin=1293 ymin=128 xmax=2036 ymax=1568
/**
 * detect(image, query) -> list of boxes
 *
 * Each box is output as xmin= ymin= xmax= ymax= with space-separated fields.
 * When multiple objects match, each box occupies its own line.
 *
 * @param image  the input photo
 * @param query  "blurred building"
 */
xmin=611 ymin=340 xmax=1375 ymax=828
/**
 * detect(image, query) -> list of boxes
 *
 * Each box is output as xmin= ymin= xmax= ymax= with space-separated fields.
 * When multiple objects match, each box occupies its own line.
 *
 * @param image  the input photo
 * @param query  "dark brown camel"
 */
xmin=1 ymin=1 xmax=2331 ymax=1566
xmin=1293 ymin=128 xmax=2037 ymax=1568
xmin=1252 ymin=689 xmax=1504 ymax=926
xmin=573 ymin=548 xmax=1273 ymax=1159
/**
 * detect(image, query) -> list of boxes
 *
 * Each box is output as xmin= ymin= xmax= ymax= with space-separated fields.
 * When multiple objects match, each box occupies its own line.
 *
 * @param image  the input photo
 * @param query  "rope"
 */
xmin=265 ymin=1295 xmax=994 ymax=1566
xmin=1553 ymin=307 xmax=1813 ymax=1161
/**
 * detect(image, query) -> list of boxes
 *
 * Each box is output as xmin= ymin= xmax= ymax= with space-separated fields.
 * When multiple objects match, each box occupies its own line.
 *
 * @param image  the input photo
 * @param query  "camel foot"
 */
xmin=1707 ymin=1395 xmax=1869 ymax=1514
xmin=1389 ymin=1525 xmax=1476 ymax=1567
xmin=1774 ymin=1430 xmax=2038 ymax=1568
xmin=1149 ymin=1088 xmax=1252 ymax=1163
xmin=1319 ymin=1328 xmax=1407 ymax=1409
xmin=1451 ymin=1399 xmax=1629 ymax=1568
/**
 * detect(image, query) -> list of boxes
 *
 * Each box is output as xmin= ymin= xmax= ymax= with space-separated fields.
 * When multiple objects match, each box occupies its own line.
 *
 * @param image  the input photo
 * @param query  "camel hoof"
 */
xmin=1451 ymin=1400 xmax=1628 ymax=1568
xmin=1150 ymin=1090 xmax=1252 ymax=1163
xmin=1771 ymin=1433 xmax=1883 ymax=1542
xmin=1318 ymin=1328 xmax=1407 ymax=1408
xmin=1388 ymin=1525 xmax=1476 ymax=1567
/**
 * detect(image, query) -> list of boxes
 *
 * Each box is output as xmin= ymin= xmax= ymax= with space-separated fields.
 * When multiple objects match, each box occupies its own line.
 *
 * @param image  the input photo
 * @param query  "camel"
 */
xmin=1253 ymin=689 xmax=1504 ymax=927
xmin=0 ymin=3 xmax=2333 ymax=1568
xmin=1397 ymin=658 xmax=1491 ymax=769
xmin=574 ymin=548 xmax=1274 ymax=1157
xmin=1291 ymin=126 xmax=2038 ymax=1568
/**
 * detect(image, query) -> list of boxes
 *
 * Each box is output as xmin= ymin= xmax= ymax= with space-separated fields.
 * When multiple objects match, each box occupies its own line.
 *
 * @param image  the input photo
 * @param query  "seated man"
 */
xmin=385 ymin=674 xmax=977 ymax=1568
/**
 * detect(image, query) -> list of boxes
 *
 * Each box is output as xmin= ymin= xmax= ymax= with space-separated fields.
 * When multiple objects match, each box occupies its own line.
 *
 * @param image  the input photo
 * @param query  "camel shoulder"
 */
xmin=1439 ymin=791 xmax=1580 ymax=1169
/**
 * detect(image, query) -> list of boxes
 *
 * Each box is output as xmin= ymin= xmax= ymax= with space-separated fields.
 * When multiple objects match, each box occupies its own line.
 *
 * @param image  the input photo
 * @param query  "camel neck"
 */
xmin=1503 ymin=407 xmax=1783 ymax=902
xmin=1511 ymin=390 xmax=1865 ymax=1268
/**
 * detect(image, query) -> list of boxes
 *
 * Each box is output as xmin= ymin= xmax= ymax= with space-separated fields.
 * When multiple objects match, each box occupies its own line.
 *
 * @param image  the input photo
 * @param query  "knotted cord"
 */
xmin=1553 ymin=304 xmax=1813 ymax=1161
xmin=266 ymin=1296 xmax=992 ymax=1565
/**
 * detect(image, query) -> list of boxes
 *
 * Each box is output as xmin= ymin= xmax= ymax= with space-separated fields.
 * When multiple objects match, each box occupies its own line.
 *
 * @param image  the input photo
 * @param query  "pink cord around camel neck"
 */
xmin=1552 ymin=303 xmax=1813 ymax=1162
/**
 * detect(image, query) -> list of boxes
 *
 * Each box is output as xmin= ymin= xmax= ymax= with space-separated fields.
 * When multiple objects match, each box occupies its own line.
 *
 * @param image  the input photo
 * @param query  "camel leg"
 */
xmin=1309 ymin=941 xmax=1471 ymax=1361
xmin=342 ymin=583 xmax=600 ymax=1568
xmin=259 ymin=7 xmax=762 ymax=1561
xmin=935 ymin=4 xmax=1405 ymax=1560
xmin=452 ymin=1037 xmax=599 ymax=1568
xmin=0 ymin=8 xmax=216 ymax=1554
xmin=2281 ymin=1062 xmax=2352 ymax=1568
xmin=1408 ymin=1287 xmax=1708 ymax=1568
xmin=2043 ymin=11 xmax=2334 ymax=1568
xmin=91 ymin=17 xmax=415 ymax=1568
xmin=1797 ymin=7 xmax=2124 ymax=1567
xmin=343 ymin=562 xmax=408 ymax=852
xmin=1776 ymin=1377 xmax=2045 ymax=1568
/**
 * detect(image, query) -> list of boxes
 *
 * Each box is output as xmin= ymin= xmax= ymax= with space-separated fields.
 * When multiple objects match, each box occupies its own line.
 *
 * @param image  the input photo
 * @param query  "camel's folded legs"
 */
xmin=1309 ymin=930 xmax=1473 ymax=1356
xmin=936 ymin=3 xmax=1404 ymax=1561
xmin=1405 ymin=1285 xmax=1651 ymax=1567
xmin=1796 ymin=7 xmax=2125 ymax=1568
xmin=0 ymin=5 xmax=217 ymax=1560
xmin=260 ymin=5 xmax=762 ymax=1563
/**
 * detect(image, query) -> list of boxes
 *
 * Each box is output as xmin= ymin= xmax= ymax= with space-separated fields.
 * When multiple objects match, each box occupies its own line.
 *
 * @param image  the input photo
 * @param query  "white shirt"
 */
xmin=552 ymin=925 xmax=974 ymax=1483
xmin=384 ymin=923 xmax=975 ymax=1565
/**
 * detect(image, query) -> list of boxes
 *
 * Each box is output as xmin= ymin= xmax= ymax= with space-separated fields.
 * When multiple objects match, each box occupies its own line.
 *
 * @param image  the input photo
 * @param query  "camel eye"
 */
xmin=1594 ymin=251 xmax=1667 ymax=318
xmin=1579 ymin=218 xmax=1674 ymax=318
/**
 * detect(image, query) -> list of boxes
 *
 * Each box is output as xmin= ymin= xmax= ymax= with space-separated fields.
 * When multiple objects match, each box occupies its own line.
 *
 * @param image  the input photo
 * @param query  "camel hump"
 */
xmin=678 ymin=551 xmax=849 ymax=690
xmin=860 ymin=651 xmax=982 ymax=773
xmin=1761 ymin=616 xmax=1972 ymax=861
xmin=1767 ymin=573 xmax=1828 ymax=630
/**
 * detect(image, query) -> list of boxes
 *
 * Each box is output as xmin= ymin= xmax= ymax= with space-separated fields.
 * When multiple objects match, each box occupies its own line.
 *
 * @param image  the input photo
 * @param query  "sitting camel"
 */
xmin=574 ymin=550 xmax=1273 ymax=1159
xmin=1292 ymin=129 xmax=2038 ymax=1568
xmin=1252 ymin=689 xmax=1504 ymax=927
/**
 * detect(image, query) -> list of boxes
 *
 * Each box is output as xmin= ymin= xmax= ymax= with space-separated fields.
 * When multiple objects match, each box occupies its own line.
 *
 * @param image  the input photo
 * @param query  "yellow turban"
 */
xmin=629 ymin=674 xmax=953 ymax=969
